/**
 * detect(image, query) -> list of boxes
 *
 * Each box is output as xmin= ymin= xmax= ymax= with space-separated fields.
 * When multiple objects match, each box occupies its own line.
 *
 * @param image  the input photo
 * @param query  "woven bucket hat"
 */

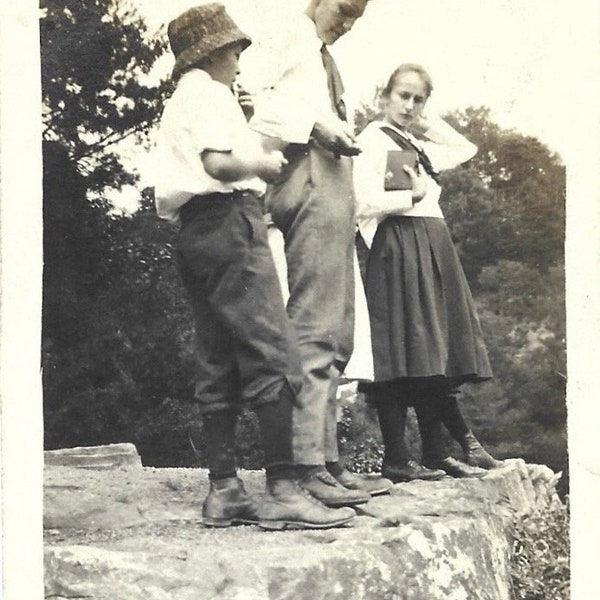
xmin=168 ymin=3 xmax=252 ymax=79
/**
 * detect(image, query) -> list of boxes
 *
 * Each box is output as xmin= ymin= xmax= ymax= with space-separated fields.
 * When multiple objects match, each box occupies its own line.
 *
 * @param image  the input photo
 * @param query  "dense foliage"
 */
xmin=41 ymin=3 xmax=566 ymax=485
xmin=510 ymin=501 xmax=570 ymax=599
xmin=440 ymin=107 xmax=566 ymax=480
xmin=40 ymin=0 xmax=194 ymax=464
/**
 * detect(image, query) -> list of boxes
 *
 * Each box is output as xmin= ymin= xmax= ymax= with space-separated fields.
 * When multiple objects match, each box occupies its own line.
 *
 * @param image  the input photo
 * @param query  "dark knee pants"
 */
xmin=266 ymin=146 xmax=356 ymax=464
xmin=176 ymin=191 xmax=304 ymax=413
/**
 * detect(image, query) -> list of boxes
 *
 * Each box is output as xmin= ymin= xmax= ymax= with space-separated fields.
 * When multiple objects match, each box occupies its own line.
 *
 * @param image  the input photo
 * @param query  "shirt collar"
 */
xmin=179 ymin=68 xmax=232 ymax=93
xmin=374 ymin=120 xmax=423 ymax=149
xmin=294 ymin=12 xmax=324 ymax=52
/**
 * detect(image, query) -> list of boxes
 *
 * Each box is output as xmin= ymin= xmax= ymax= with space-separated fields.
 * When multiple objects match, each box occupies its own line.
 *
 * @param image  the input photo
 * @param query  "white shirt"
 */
xmin=354 ymin=118 xmax=477 ymax=247
xmin=152 ymin=69 xmax=265 ymax=222
xmin=248 ymin=13 xmax=340 ymax=144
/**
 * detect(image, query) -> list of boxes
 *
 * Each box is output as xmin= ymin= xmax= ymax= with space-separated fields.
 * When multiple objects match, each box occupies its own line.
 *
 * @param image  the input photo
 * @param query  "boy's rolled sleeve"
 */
xmin=186 ymin=83 xmax=238 ymax=155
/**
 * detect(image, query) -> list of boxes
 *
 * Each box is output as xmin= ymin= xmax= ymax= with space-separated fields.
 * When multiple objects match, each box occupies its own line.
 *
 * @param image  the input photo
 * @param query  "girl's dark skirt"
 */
xmin=364 ymin=216 xmax=492 ymax=386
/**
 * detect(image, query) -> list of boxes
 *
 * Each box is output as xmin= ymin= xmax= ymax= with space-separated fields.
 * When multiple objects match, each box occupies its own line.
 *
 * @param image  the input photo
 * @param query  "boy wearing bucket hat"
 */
xmin=153 ymin=3 xmax=355 ymax=530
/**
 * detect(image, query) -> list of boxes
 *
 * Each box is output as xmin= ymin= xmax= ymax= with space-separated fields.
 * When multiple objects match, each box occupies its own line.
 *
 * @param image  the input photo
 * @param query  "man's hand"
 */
xmin=404 ymin=165 xmax=428 ymax=202
xmin=312 ymin=119 xmax=361 ymax=156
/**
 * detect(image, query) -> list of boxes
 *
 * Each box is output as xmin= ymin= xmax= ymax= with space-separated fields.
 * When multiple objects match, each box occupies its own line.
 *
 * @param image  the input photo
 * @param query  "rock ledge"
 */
xmin=44 ymin=446 xmax=561 ymax=600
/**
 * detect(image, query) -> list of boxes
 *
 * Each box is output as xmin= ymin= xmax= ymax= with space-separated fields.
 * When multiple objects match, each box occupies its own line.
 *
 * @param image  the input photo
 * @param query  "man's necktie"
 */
xmin=320 ymin=44 xmax=347 ymax=122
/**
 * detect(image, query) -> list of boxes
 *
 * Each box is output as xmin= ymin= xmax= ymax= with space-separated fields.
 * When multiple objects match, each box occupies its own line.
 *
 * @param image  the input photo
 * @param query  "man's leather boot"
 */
xmin=298 ymin=466 xmax=370 ymax=507
xmin=202 ymin=477 xmax=259 ymax=527
xmin=461 ymin=431 xmax=503 ymax=469
xmin=332 ymin=467 xmax=394 ymax=496
xmin=257 ymin=478 xmax=355 ymax=530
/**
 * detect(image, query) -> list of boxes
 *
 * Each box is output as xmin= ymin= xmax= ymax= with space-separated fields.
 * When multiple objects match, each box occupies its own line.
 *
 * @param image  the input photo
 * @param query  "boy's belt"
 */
xmin=179 ymin=190 xmax=259 ymax=225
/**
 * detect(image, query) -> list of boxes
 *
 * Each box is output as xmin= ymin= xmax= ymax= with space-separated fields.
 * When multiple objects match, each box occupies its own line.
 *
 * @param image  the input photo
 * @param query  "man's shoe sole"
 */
xmin=298 ymin=484 xmax=370 ymax=507
xmin=315 ymin=496 xmax=370 ymax=508
xmin=257 ymin=515 xmax=354 ymax=531
xmin=384 ymin=473 xmax=447 ymax=484
xmin=339 ymin=481 xmax=393 ymax=496
xmin=343 ymin=485 xmax=392 ymax=497
xmin=363 ymin=482 xmax=394 ymax=496
xmin=367 ymin=487 xmax=392 ymax=496
xmin=202 ymin=516 xmax=259 ymax=527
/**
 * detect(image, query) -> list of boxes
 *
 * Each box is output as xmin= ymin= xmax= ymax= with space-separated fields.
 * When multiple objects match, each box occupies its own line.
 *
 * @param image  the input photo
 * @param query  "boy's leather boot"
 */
xmin=461 ymin=431 xmax=503 ymax=469
xmin=257 ymin=478 xmax=355 ymax=530
xmin=202 ymin=477 xmax=259 ymax=527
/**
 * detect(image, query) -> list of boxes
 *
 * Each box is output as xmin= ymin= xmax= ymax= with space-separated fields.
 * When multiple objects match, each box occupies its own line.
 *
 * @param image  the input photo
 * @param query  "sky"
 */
xmin=116 ymin=0 xmax=578 ymax=211
xmin=135 ymin=0 xmax=572 ymax=155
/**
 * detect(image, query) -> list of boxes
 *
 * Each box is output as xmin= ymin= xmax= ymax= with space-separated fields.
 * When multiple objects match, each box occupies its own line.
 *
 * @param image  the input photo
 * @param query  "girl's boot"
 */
xmin=461 ymin=430 xmax=503 ymax=469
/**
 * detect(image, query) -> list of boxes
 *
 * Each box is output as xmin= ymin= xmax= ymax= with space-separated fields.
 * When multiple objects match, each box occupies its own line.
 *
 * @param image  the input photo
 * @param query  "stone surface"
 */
xmin=44 ymin=442 xmax=143 ymax=469
xmin=44 ymin=457 xmax=561 ymax=600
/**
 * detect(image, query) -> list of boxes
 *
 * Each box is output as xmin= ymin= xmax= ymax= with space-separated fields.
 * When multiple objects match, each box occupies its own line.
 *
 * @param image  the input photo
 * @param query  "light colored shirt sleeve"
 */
xmin=182 ymin=80 xmax=237 ymax=155
xmin=421 ymin=116 xmax=478 ymax=171
xmin=248 ymin=16 xmax=336 ymax=144
xmin=152 ymin=71 xmax=265 ymax=222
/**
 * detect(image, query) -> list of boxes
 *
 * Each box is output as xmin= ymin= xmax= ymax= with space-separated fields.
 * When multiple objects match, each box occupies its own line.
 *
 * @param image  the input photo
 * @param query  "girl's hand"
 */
xmin=403 ymin=165 xmax=428 ymax=202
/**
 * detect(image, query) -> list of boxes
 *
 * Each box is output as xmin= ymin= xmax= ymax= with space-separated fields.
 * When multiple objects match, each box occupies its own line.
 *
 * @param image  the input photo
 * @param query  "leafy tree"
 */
xmin=42 ymin=142 xmax=198 ymax=459
xmin=40 ymin=0 xmax=168 ymax=191
xmin=442 ymin=107 xmax=565 ymax=274
xmin=437 ymin=112 xmax=566 ymax=474
xmin=40 ymin=1 xmax=195 ymax=458
xmin=353 ymin=86 xmax=383 ymax=135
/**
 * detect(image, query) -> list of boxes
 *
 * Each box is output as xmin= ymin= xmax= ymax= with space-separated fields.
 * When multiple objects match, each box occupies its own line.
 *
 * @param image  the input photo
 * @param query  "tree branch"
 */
xmin=71 ymin=118 xmax=157 ymax=163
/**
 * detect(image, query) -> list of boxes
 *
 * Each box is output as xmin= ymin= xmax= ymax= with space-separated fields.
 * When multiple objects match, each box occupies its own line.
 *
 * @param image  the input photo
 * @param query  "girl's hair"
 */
xmin=381 ymin=63 xmax=434 ymax=99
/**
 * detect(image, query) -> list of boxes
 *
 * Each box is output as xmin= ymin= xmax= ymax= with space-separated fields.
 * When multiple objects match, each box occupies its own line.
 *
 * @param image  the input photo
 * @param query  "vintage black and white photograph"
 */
xmin=1 ymin=0 xmax=599 ymax=598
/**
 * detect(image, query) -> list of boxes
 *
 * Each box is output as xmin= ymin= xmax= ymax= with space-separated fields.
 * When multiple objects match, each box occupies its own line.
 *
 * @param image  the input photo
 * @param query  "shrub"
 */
xmin=338 ymin=401 xmax=384 ymax=473
xmin=511 ymin=500 xmax=570 ymax=600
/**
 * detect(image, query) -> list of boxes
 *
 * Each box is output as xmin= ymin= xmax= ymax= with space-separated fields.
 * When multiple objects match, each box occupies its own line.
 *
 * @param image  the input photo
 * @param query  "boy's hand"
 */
xmin=312 ymin=119 xmax=361 ymax=156
xmin=234 ymin=84 xmax=255 ymax=121
xmin=404 ymin=165 xmax=428 ymax=202
xmin=257 ymin=151 xmax=288 ymax=182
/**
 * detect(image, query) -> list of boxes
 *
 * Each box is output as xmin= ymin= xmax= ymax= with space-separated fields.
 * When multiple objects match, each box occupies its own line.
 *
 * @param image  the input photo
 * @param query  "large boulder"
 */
xmin=44 ymin=443 xmax=142 ymax=469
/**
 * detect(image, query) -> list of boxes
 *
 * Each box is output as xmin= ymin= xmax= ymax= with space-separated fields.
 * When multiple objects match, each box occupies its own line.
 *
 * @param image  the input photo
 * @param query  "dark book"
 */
xmin=384 ymin=149 xmax=418 ymax=191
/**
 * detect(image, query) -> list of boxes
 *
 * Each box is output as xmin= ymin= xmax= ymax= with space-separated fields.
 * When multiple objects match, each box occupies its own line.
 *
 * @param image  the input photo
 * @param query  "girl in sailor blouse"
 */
xmin=353 ymin=63 xmax=502 ymax=482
